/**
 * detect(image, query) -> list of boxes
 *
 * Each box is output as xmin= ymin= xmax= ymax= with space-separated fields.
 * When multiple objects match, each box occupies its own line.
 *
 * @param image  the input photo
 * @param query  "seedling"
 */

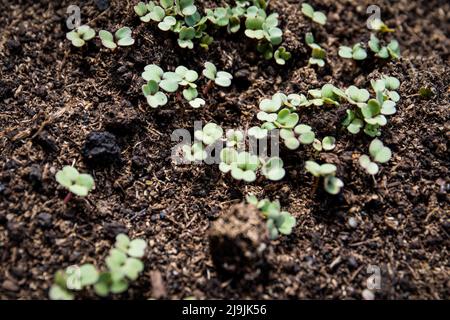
xmin=274 ymin=47 xmax=291 ymax=65
xmin=244 ymin=6 xmax=285 ymax=60
xmin=342 ymin=76 xmax=400 ymax=137
xmin=312 ymin=136 xmax=336 ymax=152
xmin=308 ymin=84 xmax=344 ymax=106
xmin=345 ymin=85 xmax=370 ymax=106
xmin=50 ymin=234 xmax=147 ymax=300
xmin=301 ymin=3 xmax=327 ymax=25
xmin=56 ymin=166 xmax=94 ymax=204
xmin=248 ymin=126 xmax=269 ymax=139
xmin=194 ymin=123 xmax=223 ymax=145
xmin=226 ymin=129 xmax=244 ymax=147
xmin=182 ymin=142 xmax=207 ymax=162
xmin=99 ymin=27 xmax=135 ymax=49
xmin=228 ymin=151 xmax=260 ymax=182
xmin=305 ymin=33 xmax=326 ymax=67
xmin=66 ymin=25 xmax=96 ymax=47
xmin=368 ymin=34 xmax=400 ymax=59
xmin=246 ymin=195 xmax=296 ymax=239
xmin=305 ymin=161 xmax=344 ymax=195
xmin=202 ymin=62 xmax=233 ymax=87
xmin=279 ymin=124 xmax=315 ymax=150
xmin=359 ymin=138 xmax=392 ymax=175
xmin=368 ymin=18 xmax=394 ymax=33
xmin=339 ymin=43 xmax=367 ymax=60
xmin=142 ymin=64 xmax=205 ymax=108
xmin=260 ymin=157 xmax=286 ymax=181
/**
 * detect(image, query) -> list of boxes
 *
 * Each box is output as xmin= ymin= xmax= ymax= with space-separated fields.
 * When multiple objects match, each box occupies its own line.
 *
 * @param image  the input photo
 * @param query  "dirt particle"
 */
xmin=82 ymin=131 xmax=121 ymax=167
xmin=208 ymin=203 xmax=270 ymax=282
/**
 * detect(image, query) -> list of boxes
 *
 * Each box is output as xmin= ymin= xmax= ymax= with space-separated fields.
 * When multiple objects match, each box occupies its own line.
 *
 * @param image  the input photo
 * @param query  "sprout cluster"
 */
xmin=338 ymin=19 xmax=400 ymax=61
xmin=305 ymin=161 xmax=344 ymax=195
xmin=56 ymin=166 xmax=94 ymax=197
xmin=246 ymin=195 xmax=296 ymax=239
xmin=99 ymin=27 xmax=135 ymax=49
xmin=142 ymin=62 xmax=233 ymax=108
xmin=359 ymin=138 xmax=392 ymax=175
xmin=305 ymin=32 xmax=326 ymax=67
xmin=182 ymin=123 xmax=286 ymax=182
xmin=301 ymin=3 xmax=327 ymax=25
xmin=368 ymin=34 xmax=400 ymax=59
xmin=66 ymin=25 xmax=134 ymax=49
xmin=134 ymin=0 xmax=289 ymax=64
xmin=50 ymin=234 xmax=147 ymax=300
xmin=342 ymin=76 xmax=400 ymax=137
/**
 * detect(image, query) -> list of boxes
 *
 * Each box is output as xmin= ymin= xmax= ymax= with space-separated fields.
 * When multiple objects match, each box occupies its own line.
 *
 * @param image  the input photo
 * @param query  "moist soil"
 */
xmin=0 ymin=0 xmax=449 ymax=299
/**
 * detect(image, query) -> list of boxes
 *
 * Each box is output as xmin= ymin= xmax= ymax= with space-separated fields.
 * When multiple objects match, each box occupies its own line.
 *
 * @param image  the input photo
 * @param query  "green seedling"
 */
xmin=307 ymin=84 xmax=344 ymax=106
xmin=141 ymin=64 xmax=168 ymax=108
xmin=342 ymin=76 xmax=400 ymax=137
xmin=142 ymin=64 xmax=205 ymax=108
xmin=279 ymin=124 xmax=315 ymax=150
xmin=305 ymin=161 xmax=344 ymax=195
xmin=202 ymin=62 xmax=233 ymax=87
xmin=182 ymin=142 xmax=207 ymax=161
xmin=260 ymin=157 xmax=286 ymax=181
xmin=312 ymin=136 xmax=336 ymax=152
xmin=359 ymin=138 xmax=392 ymax=175
xmin=56 ymin=166 xmax=94 ymax=204
xmin=50 ymin=234 xmax=147 ymax=300
xmin=225 ymin=129 xmax=244 ymax=147
xmin=246 ymin=195 xmax=296 ymax=239
xmin=368 ymin=18 xmax=394 ymax=33
xmin=368 ymin=34 xmax=400 ymax=59
xmin=66 ymin=25 xmax=96 ymax=47
xmin=305 ymin=33 xmax=326 ymax=67
xmin=274 ymin=47 xmax=292 ymax=65
xmin=301 ymin=3 xmax=327 ymax=25
xmin=99 ymin=27 xmax=135 ymax=49
xmin=248 ymin=126 xmax=269 ymax=139
xmin=244 ymin=6 xmax=285 ymax=60
xmin=345 ymin=85 xmax=370 ymax=106
xmin=178 ymin=26 xmax=196 ymax=49
xmin=224 ymin=150 xmax=260 ymax=182
xmin=339 ymin=43 xmax=367 ymax=60
xmin=194 ymin=123 xmax=223 ymax=145
xmin=418 ymin=87 xmax=433 ymax=99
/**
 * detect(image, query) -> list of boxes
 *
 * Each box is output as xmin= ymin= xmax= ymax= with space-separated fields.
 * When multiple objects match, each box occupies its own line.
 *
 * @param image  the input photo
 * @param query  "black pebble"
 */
xmin=37 ymin=212 xmax=53 ymax=228
xmin=95 ymin=0 xmax=109 ymax=11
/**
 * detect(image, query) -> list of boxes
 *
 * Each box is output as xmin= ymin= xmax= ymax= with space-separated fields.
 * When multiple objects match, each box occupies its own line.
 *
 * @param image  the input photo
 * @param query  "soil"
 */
xmin=0 ymin=0 xmax=449 ymax=299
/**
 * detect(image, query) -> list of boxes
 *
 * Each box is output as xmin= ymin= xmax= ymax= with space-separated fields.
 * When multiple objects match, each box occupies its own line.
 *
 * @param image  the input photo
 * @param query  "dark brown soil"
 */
xmin=0 ymin=0 xmax=449 ymax=299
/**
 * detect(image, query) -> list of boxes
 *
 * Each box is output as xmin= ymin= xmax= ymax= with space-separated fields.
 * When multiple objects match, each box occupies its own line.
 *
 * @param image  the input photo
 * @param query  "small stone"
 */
xmin=0 ymin=182 xmax=6 ymax=194
xmin=37 ymin=212 xmax=53 ymax=228
xmin=362 ymin=289 xmax=375 ymax=300
xmin=151 ymin=214 xmax=159 ymax=222
xmin=347 ymin=256 xmax=358 ymax=269
xmin=159 ymin=211 xmax=166 ymax=219
xmin=348 ymin=217 xmax=358 ymax=228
